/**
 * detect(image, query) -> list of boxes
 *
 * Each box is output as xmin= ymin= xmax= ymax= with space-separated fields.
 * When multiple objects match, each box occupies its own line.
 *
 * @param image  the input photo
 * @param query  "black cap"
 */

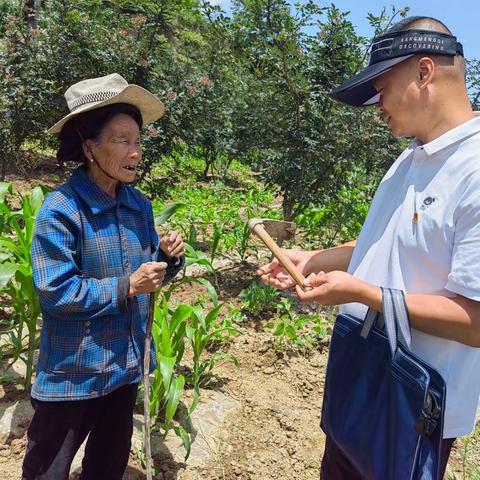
xmin=329 ymin=29 xmax=464 ymax=107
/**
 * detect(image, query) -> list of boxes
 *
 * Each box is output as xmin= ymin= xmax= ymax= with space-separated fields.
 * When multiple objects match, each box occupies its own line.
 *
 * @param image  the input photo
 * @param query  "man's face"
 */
xmin=373 ymin=59 xmax=421 ymax=138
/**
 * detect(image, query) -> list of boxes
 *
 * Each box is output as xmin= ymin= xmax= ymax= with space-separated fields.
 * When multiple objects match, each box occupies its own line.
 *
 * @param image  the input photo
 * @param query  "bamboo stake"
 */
xmin=143 ymin=293 xmax=155 ymax=480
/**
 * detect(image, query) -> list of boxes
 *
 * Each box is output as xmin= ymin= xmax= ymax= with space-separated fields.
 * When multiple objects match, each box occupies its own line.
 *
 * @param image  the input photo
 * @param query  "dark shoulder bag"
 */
xmin=321 ymin=288 xmax=446 ymax=480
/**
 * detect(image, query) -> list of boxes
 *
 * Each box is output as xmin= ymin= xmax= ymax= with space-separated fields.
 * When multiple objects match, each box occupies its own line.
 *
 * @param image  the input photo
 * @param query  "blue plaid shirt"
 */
xmin=31 ymin=166 xmax=181 ymax=401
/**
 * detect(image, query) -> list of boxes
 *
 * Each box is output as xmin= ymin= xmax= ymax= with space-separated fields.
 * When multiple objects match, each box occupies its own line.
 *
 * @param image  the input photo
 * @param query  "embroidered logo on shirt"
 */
xmin=420 ymin=196 xmax=436 ymax=211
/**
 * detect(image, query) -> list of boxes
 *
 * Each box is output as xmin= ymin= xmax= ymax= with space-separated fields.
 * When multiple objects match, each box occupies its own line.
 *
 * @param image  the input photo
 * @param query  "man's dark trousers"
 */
xmin=320 ymin=435 xmax=456 ymax=479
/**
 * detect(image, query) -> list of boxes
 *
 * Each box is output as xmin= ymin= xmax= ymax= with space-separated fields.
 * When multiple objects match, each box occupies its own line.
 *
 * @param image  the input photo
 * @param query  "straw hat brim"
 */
xmin=47 ymin=84 xmax=165 ymax=134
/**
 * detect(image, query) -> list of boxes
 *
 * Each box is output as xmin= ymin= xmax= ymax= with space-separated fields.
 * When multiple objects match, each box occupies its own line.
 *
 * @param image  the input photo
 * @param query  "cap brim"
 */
xmin=329 ymin=55 xmax=414 ymax=107
xmin=47 ymin=84 xmax=165 ymax=134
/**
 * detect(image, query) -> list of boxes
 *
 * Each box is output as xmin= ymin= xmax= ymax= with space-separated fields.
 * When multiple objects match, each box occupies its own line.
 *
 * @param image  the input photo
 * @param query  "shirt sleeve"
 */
xmin=32 ymin=196 xmax=125 ymax=320
xmin=446 ymin=186 xmax=480 ymax=301
xmin=146 ymin=201 xmax=184 ymax=283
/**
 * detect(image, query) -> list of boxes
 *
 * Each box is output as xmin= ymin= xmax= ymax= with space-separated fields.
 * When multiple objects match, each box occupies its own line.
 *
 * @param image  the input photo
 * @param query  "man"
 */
xmin=258 ymin=16 xmax=480 ymax=479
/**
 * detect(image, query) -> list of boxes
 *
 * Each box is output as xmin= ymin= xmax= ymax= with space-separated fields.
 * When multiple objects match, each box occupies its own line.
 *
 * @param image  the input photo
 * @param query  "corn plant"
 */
xmin=0 ymin=183 xmax=45 ymax=390
xmin=209 ymin=221 xmax=224 ymax=263
xmin=149 ymin=295 xmax=192 ymax=457
xmin=234 ymin=221 xmax=252 ymax=263
xmin=186 ymin=223 xmax=198 ymax=249
xmin=186 ymin=302 xmax=238 ymax=411
xmin=148 ymin=274 xmax=238 ymax=459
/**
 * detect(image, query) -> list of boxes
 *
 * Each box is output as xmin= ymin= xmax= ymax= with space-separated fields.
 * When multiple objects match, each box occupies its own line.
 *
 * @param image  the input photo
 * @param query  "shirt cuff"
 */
xmin=117 ymin=275 xmax=130 ymax=313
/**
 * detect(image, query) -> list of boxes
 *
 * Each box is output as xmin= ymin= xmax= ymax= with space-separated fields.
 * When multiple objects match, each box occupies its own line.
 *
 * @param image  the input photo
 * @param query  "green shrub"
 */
xmin=296 ymin=170 xmax=372 ymax=247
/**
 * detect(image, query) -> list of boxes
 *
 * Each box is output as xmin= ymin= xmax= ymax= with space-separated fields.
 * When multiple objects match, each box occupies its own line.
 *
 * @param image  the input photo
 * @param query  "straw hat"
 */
xmin=47 ymin=73 xmax=165 ymax=134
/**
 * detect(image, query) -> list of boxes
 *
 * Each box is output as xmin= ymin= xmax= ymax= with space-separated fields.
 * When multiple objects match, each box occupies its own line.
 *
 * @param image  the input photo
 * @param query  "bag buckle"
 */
xmin=415 ymin=390 xmax=441 ymax=437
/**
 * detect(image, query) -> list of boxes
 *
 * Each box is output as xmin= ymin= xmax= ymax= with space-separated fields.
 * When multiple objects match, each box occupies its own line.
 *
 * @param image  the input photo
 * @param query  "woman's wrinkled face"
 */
xmin=89 ymin=113 xmax=142 ymax=184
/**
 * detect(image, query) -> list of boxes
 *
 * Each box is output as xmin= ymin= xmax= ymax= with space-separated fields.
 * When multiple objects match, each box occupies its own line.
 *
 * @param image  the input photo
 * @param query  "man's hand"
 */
xmin=257 ymin=249 xmax=311 ymax=290
xmin=296 ymin=270 xmax=372 ymax=305
xmin=129 ymin=261 xmax=168 ymax=297
xmin=160 ymin=231 xmax=185 ymax=259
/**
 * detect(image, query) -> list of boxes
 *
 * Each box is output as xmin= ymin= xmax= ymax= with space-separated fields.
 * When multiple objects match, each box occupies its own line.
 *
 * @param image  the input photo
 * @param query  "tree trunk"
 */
xmin=282 ymin=192 xmax=295 ymax=222
xmin=23 ymin=0 xmax=41 ymax=29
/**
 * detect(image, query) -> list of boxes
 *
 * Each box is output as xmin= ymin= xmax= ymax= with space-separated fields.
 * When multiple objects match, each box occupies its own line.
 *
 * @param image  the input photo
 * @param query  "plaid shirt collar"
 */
xmin=69 ymin=166 xmax=144 ymax=215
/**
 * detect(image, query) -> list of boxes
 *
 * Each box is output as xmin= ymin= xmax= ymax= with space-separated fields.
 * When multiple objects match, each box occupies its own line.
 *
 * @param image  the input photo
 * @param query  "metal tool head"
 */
xmin=248 ymin=218 xmax=296 ymax=240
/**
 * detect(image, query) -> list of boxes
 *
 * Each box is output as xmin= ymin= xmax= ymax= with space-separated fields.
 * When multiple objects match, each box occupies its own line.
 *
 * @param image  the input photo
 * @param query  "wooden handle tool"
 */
xmin=248 ymin=218 xmax=309 ymax=291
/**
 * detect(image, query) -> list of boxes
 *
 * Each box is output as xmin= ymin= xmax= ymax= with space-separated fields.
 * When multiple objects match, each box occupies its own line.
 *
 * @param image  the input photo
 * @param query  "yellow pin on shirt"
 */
xmin=413 ymin=187 xmax=419 ymax=224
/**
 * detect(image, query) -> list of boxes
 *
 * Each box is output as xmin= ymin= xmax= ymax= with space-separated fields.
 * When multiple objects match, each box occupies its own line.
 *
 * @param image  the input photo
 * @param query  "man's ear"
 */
xmin=417 ymin=57 xmax=435 ymax=88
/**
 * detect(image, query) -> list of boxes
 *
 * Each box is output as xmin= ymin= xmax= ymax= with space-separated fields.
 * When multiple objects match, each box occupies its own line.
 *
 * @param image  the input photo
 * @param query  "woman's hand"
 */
xmin=128 ymin=261 xmax=168 ymax=296
xmin=256 ymin=249 xmax=311 ymax=290
xmin=160 ymin=231 xmax=185 ymax=259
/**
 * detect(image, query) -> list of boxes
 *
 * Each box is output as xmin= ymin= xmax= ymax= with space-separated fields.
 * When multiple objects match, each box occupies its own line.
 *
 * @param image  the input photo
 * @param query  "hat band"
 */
xmin=69 ymin=90 xmax=120 ymax=112
xmin=370 ymin=29 xmax=463 ymax=65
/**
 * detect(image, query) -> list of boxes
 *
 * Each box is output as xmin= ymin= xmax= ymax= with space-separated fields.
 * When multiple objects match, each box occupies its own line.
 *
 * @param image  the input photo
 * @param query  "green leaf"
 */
xmin=190 ymin=384 xmax=201 ymax=413
xmin=170 ymin=304 xmax=192 ymax=332
xmin=29 ymin=187 xmax=45 ymax=216
xmin=184 ymin=244 xmax=215 ymax=273
xmin=0 ymin=237 xmax=21 ymax=258
xmin=285 ymin=325 xmax=297 ymax=340
xmin=154 ymin=203 xmax=186 ymax=226
xmin=0 ymin=252 xmax=11 ymax=263
xmin=158 ymin=354 xmax=176 ymax=394
xmin=192 ymin=305 xmax=207 ymax=331
xmin=185 ymin=324 xmax=195 ymax=341
xmin=0 ymin=263 xmax=18 ymax=289
xmin=173 ymin=425 xmax=192 ymax=461
xmin=204 ymin=304 xmax=222 ymax=329
xmin=194 ymin=278 xmax=218 ymax=306
xmin=165 ymin=375 xmax=185 ymax=424
xmin=273 ymin=323 xmax=285 ymax=336
xmin=0 ymin=183 xmax=12 ymax=203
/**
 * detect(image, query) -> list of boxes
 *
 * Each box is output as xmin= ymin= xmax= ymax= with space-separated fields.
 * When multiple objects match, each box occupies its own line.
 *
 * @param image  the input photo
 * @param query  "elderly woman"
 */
xmin=22 ymin=74 xmax=184 ymax=480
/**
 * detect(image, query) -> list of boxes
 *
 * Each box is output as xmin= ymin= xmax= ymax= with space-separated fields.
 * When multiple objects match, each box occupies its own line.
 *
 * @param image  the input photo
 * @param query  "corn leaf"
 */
xmin=194 ymin=277 xmax=218 ymax=306
xmin=0 ymin=263 xmax=18 ymax=289
xmin=0 ymin=183 xmax=12 ymax=203
xmin=158 ymin=354 xmax=176 ymax=395
xmin=154 ymin=203 xmax=186 ymax=226
xmin=165 ymin=374 xmax=185 ymax=424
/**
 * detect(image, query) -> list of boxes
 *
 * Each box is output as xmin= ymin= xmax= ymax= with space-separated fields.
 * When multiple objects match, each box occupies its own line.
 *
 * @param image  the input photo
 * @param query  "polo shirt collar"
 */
xmin=69 ymin=166 xmax=143 ymax=214
xmin=414 ymin=115 xmax=480 ymax=157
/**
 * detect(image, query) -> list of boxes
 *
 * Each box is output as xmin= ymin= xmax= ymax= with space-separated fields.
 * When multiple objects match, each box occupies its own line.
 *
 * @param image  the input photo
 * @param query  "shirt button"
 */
xmin=124 ymin=260 xmax=129 ymax=268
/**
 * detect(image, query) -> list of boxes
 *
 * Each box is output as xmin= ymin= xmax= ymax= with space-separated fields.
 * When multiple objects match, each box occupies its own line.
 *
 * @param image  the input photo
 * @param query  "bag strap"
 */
xmin=389 ymin=288 xmax=411 ymax=350
xmin=360 ymin=288 xmax=411 ymax=355
xmin=381 ymin=288 xmax=398 ymax=355
xmin=360 ymin=308 xmax=383 ymax=337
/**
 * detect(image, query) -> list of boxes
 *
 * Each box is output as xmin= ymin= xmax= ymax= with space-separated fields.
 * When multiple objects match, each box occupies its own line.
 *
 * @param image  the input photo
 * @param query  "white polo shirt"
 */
xmin=340 ymin=115 xmax=480 ymax=438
